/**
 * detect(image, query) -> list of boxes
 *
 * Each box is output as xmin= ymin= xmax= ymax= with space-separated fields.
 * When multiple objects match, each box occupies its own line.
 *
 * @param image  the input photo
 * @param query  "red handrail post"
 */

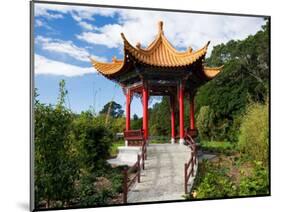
xmin=184 ymin=163 xmax=187 ymax=194
xmin=123 ymin=167 xmax=128 ymax=204
xmin=195 ymin=147 xmax=197 ymax=165
xmin=142 ymin=150 xmax=145 ymax=170
xmin=191 ymin=152 xmax=195 ymax=177
xmin=137 ymin=155 xmax=141 ymax=183
xmin=145 ymin=141 xmax=147 ymax=160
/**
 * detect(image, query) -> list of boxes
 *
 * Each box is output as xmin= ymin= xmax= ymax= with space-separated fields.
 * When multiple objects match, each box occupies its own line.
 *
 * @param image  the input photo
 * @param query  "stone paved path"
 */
xmin=127 ymin=144 xmax=196 ymax=203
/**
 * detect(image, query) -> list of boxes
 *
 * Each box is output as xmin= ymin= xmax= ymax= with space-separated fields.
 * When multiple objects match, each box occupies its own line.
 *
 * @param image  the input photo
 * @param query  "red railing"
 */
xmin=123 ymin=139 xmax=147 ymax=203
xmin=141 ymin=140 xmax=147 ymax=169
xmin=184 ymin=134 xmax=197 ymax=194
xmin=123 ymin=155 xmax=141 ymax=203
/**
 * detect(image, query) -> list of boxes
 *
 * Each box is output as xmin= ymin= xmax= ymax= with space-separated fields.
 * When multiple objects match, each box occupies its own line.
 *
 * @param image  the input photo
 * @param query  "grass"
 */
xmin=200 ymin=140 xmax=236 ymax=155
xmin=110 ymin=140 xmax=124 ymax=157
xmin=149 ymin=136 xmax=171 ymax=144
xmin=149 ymin=139 xmax=171 ymax=144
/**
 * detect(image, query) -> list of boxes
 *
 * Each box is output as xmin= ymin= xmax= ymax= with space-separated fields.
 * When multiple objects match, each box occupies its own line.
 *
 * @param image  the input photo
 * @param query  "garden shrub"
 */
xmin=72 ymin=111 xmax=113 ymax=173
xmin=238 ymin=102 xmax=269 ymax=165
xmin=196 ymin=106 xmax=215 ymax=140
xmin=35 ymin=103 xmax=78 ymax=207
xmin=193 ymin=160 xmax=237 ymax=199
xmin=239 ymin=161 xmax=269 ymax=196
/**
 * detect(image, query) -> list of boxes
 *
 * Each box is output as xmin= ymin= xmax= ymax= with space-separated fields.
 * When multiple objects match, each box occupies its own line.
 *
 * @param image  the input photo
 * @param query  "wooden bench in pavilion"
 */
xmin=124 ymin=129 xmax=145 ymax=146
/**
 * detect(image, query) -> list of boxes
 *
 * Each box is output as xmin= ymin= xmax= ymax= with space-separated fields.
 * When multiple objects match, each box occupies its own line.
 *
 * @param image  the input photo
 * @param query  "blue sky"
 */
xmin=34 ymin=2 xmax=265 ymax=117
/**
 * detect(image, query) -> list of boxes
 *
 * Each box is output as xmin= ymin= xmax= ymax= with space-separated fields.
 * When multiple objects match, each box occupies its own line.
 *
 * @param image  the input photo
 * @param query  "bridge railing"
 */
xmin=123 ymin=155 xmax=140 ymax=204
xmin=184 ymin=134 xmax=197 ymax=194
xmin=123 ymin=139 xmax=148 ymax=203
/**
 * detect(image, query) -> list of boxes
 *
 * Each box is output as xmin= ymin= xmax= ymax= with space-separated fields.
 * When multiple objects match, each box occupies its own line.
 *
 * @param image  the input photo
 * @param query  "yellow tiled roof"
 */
xmin=91 ymin=57 xmax=124 ymax=75
xmin=203 ymin=65 xmax=224 ymax=78
xmin=91 ymin=21 xmax=222 ymax=78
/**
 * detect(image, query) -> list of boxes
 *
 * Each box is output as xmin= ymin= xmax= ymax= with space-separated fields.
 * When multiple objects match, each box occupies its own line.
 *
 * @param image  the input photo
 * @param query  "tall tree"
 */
xmin=99 ymin=101 xmax=124 ymax=118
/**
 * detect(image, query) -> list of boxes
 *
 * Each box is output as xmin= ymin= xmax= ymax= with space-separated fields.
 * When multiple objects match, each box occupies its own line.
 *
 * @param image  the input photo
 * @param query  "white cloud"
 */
xmin=78 ymin=21 xmax=95 ymax=31
xmin=35 ymin=5 xmax=64 ymax=19
xmin=76 ymin=9 xmax=265 ymax=56
xmin=77 ymin=24 xmax=124 ymax=48
xmin=34 ymin=54 xmax=95 ymax=77
xmin=35 ymin=19 xmax=43 ymax=27
xmin=35 ymin=36 xmax=106 ymax=62
xmin=35 ymin=4 xmax=118 ymax=20
xmin=35 ymin=4 xmax=265 ymax=56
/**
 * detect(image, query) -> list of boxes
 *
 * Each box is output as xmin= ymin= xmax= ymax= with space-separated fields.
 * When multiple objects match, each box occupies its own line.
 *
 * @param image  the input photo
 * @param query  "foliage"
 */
xmin=35 ymin=82 xmax=78 ymax=207
xmin=200 ymin=140 xmax=236 ymax=155
xmin=35 ymin=82 xmax=124 ymax=209
xmin=238 ymin=101 xmax=269 ymax=165
xmin=195 ymin=20 xmax=269 ymax=141
xmin=72 ymin=111 xmax=112 ymax=173
xmin=239 ymin=161 xmax=269 ymax=196
xmin=99 ymin=101 xmax=124 ymax=118
xmin=149 ymin=97 xmax=171 ymax=136
xmin=110 ymin=140 xmax=124 ymax=157
xmin=131 ymin=114 xmax=143 ymax=130
xmin=193 ymin=160 xmax=237 ymax=199
xmin=77 ymin=166 xmax=123 ymax=207
xmin=192 ymin=158 xmax=269 ymax=199
xmin=57 ymin=79 xmax=68 ymax=107
xmin=196 ymin=106 xmax=215 ymax=140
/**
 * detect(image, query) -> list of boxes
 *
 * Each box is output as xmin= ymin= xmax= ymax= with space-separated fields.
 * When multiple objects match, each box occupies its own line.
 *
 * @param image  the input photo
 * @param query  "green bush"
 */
xmin=193 ymin=160 xmax=237 ymax=199
xmin=78 ymin=174 xmax=110 ymax=207
xmin=72 ymin=111 xmax=113 ymax=173
xmin=196 ymin=106 xmax=215 ymax=140
xmin=239 ymin=161 xmax=269 ymax=196
xmin=238 ymin=102 xmax=269 ymax=165
xmin=35 ymin=82 xmax=125 ymax=208
xmin=35 ymin=103 xmax=78 ymax=207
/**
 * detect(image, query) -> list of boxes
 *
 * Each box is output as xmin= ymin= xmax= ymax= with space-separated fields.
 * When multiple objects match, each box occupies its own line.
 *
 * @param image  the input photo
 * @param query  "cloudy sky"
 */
xmin=34 ymin=2 xmax=265 ymax=117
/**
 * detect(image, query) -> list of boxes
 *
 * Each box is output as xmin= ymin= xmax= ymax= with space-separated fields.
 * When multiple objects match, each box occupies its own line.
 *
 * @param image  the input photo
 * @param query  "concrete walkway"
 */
xmin=127 ymin=144 xmax=196 ymax=203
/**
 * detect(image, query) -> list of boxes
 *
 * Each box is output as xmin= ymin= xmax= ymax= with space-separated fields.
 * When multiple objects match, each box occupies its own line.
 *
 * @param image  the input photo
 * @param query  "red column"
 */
xmin=125 ymin=89 xmax=131 ymax=131
xmin=179 ymin=81 xmax=185 ymax=144
xmin=189 ymin=93 xmax=195 ymax=130
xmin=142 ymin=82 xmax=149 ymax=140
xmin=170 ymin=96 xmax=175 ymax=143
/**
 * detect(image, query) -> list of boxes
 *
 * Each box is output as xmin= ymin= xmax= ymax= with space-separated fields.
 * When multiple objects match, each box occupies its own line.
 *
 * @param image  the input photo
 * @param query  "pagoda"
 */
xmin=91 ymin=21 xmax=223 ymax=145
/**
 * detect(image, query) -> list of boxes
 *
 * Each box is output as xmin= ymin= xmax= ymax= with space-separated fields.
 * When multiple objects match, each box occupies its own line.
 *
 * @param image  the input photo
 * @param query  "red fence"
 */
xmin=184 ymin=134 xmax=197 ymax=194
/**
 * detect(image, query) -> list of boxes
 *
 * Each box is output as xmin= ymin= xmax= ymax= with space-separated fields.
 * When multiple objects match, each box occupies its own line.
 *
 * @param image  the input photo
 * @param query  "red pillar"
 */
xmin=125 ymin=89 xmax=131 ymax=131
xmin=170 ymin=96 xmax=175 ymax=143
xmin=189 ymin=93 xmax=195 ymax=130
xmin=179 ymin=81 xmax=185 ymax=144
xmin=142 ymin=82 xmax=149 ymax=140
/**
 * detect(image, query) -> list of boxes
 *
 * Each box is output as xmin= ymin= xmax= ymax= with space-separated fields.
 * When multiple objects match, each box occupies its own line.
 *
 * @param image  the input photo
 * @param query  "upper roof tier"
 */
xmin=91 ymin=21 xmax=222 ymax=79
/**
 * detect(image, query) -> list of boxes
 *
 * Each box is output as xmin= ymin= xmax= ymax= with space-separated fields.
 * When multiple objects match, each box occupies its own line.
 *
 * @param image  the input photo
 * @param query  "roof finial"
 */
xmin=158 ymin=21 xmax=164 ymax=34
xmin=136 ymin=42 xmax=141 ymax=49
